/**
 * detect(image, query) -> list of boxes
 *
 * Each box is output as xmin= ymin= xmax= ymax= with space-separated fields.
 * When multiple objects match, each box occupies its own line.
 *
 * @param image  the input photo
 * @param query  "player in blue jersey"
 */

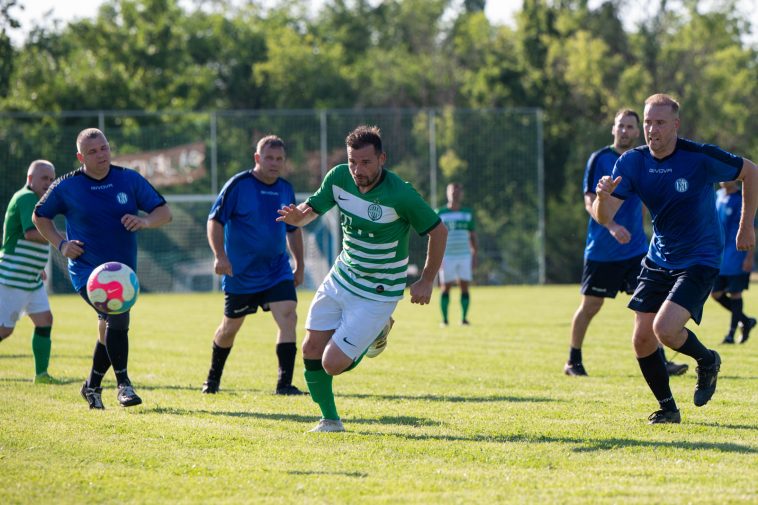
xmin=565 ymin=109 xmax=688 ymax=377
xmin=593 ymin=94 xmax=758 ymax=424
xmin=711 ymin=181 xmax=756 ymax=344
xmin=33 ymin=128 xmax=172 ymax=409
xmin=201 ymin=135 xmax=306 ymax=396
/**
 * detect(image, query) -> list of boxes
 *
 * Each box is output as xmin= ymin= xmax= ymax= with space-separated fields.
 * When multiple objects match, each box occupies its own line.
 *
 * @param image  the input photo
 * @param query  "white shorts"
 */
xmin=439 ymin=256 xmax=472 ymax=284
xmin=306 ymin=275 xmax=397 ymax=360
xmin=0 ymin=283 xmax=50 ymax=328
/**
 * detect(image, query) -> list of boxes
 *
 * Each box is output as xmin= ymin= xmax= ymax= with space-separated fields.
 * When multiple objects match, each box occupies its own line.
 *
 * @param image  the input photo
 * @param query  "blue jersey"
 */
xmin=716 ymin=188 xmax=747 ymax=275
xmin=209 ymin=170 xmax=297 ymax=294
xmin=34 ymin=166 xmax=166 ymax=291
xmin=583 ymin=146 xmax=647 ymax=261
xmin=612 ymin=138 xmax=743 ymax=269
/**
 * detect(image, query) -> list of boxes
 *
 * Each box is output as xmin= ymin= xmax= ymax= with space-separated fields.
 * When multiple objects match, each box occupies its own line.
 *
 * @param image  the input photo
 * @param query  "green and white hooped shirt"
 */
xmin=307 ymin=164 xmax=441 ymax=302
xmin=436 ymin=206 xmax=475 ymax=259
xmin=0 ymin=187 xmax=49 ymax=291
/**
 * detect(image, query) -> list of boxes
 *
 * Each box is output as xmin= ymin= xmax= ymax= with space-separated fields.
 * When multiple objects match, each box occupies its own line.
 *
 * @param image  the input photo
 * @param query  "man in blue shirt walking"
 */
xmin=593 ymin=93 xmax=757 ymax=424
xmin=711 ymin=181 xmax=756 ymax=344
xmin=201 ymin=135 xmax=306 ymax=396
xmin=34 ymin=128 xmax=172 ymax=409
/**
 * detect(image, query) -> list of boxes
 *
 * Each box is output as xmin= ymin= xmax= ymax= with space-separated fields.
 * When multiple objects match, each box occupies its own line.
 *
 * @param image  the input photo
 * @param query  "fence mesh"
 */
xmin=0 ymin=108 xmax=543 ymax=293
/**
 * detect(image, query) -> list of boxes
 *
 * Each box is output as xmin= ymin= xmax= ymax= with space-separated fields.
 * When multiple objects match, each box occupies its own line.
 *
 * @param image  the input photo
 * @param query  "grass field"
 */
xmin=1 ymin=285 xmax=757 ymax=504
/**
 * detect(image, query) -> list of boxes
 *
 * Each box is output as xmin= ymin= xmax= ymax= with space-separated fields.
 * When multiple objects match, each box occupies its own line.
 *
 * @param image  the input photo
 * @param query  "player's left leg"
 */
xmin=460 ymin=280 xmax=471 ymax=325
xmin=303 ymin=329 xmax=342 ymax=431
xmin=28 ymin=310 xmax=61 ymax=384
xmin=102 ymin=311 xmax=141 ymax=407
xmin=269 ymin=299 xmax=306 ymax=395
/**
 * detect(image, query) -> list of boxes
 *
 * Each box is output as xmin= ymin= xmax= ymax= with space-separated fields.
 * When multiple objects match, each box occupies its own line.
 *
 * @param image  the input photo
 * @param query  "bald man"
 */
xmin=0 ymin=160 xmax=61 ymax=384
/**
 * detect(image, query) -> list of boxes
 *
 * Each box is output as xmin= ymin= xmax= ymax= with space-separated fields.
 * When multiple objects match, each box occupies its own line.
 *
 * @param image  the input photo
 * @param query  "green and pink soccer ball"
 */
xmin=86 ymin=262 xmax=140 ymax=314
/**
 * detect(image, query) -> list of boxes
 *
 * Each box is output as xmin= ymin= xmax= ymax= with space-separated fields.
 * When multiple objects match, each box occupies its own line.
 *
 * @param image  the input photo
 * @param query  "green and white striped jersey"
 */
xmin=0 ymin=187 xmax=49 ymax=291
xmin=307 ymin=164 xmax=440 ymax=301
xmin=436 ymin=206 xmax=475 ymax=258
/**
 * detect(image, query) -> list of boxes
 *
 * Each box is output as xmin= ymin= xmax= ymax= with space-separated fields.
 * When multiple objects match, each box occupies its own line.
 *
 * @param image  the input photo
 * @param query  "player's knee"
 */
xmin=322 ymin=355 xmax=348 ymax=376
xmin=651 ymin=319 xmax=679 ymax=343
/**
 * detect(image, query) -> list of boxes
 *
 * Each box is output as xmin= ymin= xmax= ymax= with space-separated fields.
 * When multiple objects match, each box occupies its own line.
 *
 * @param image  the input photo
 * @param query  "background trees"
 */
xmin=2 ymin=0 xmax=756 ymax=282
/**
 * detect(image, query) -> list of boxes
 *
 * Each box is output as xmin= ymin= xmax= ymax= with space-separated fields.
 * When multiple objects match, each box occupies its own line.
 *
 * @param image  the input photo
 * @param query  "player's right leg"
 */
xmin=566 ymin=295 xmax=603 ymax=376
xmin=29 ymin=309 xmax=62 ymax=384
xmin=202 ymin=305 xmax=247 ymax=394
xmin=633 ymin=312 xmax=680 ymax=423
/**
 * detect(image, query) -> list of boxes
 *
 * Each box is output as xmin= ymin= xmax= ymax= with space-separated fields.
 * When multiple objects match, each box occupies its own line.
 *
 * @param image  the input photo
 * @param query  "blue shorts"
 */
xmin=712 ymin=273 xmax=750 ymax=294
xmin=628 ymin=257 xmax=719 ymax=324
xmin=580 ymin=254 xmax=644 ymax=298
xmin=224 ymin=280 xmax=297 ymax=318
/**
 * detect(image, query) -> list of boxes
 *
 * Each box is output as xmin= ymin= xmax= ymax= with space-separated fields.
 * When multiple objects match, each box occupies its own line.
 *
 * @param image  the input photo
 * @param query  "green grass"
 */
xmin=1 ymin=285 xmax=757 ymax=504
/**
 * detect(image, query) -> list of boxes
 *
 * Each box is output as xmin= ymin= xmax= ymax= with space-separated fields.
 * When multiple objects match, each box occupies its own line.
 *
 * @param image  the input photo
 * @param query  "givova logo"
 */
xmin=675 ymin=178 xmax=688 ymax=193
xmin=367 ymin=204 xmax=382 ymax=221
xmin=117 ymin=192 xmax=129 ymax=204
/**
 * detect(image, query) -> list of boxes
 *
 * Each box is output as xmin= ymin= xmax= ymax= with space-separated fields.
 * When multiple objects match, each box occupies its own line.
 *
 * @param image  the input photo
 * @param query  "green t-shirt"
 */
xmin=436 ymin=206 xmax=475 ymax=258
xmin=0 ymin=187 xmax=50 ymax=291
xmin=307 ymin=164 xmax=440 ymax=301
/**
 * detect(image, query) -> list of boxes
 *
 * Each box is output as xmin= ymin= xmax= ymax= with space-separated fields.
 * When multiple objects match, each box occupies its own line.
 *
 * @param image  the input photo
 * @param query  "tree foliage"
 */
xmin=1 ymin=0 xmax=756 ymax=282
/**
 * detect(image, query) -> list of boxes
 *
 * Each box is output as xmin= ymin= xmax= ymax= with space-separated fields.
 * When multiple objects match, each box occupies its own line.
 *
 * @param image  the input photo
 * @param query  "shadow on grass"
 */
xmin=696 ymin=421 xmax=758 ymax=431
xmin=341 ymin=393 xmax=557 ymax=403
xmin=0 ymin=376 xmax=80 ymax=385
xmin=137 ymin=406 xmax=436 ymax=427
xmin=286 ymin=470 xmax=368 ymax=478
xmin=353 ymin=430 xmax=757 ymax=453
xmin=0 ymin=354 xmax=32 ymax=359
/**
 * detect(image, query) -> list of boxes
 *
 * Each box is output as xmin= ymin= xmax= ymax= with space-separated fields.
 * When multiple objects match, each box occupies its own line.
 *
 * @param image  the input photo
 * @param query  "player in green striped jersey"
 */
xmin=277 ymin=125 xmax=447 ymax=432
xmin=436 ymin=183 xmax=477 ymax=326
xmin=0 ymin=160 xmax=62 ymax=384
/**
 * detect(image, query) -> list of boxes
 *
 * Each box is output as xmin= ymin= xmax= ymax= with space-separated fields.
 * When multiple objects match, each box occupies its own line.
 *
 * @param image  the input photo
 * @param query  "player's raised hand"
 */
xmin=276 ymin=203 xmax=312 ymax=226
xmin=596 ymin=176 xmax=622 ymax=199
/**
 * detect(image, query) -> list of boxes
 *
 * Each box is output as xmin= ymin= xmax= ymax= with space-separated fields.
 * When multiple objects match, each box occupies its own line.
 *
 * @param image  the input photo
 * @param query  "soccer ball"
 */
xmin=86 ymin=262 xmax=140 ymax=314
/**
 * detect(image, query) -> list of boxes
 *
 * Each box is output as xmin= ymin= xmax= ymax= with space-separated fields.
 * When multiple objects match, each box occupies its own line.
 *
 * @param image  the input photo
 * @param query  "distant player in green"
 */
xmin=0 ymin=160 xmax=61 ymax=384
xmin=277 ymin=125 xmax=448 ymax=432
xmin=436 ymin=183 xmax=477 ymax=326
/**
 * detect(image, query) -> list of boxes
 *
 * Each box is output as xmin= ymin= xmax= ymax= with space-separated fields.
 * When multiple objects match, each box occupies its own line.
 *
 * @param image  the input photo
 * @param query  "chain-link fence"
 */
xmin=0 ymin=108 xmax=544 ymax=293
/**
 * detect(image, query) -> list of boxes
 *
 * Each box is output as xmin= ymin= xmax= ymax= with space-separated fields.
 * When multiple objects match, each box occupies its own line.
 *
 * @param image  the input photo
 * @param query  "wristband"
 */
xmin=58 ymin=240 xmax=68 ymax=252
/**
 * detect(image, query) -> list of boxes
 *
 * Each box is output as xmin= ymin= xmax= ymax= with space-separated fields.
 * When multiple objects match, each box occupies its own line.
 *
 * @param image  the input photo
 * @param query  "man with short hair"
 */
xmin=34 ymin=128 xmax=172 ymax=409
xmin=593 ymin=93 xmax=757 ymax=424
xmin=277 ymin=125 xmax=447 ymax=432
xmin=437 ymin=183 xmax=477 ymax=326
xmin=201 ymin=134 xmax=306 ymax=396
xmin=711 ymin=180 xmax=756 ymax=344
xmin=0 ymin=160 xmax=61 ymax=384
xmin=565 ymin=109 xmax=688 ymax=377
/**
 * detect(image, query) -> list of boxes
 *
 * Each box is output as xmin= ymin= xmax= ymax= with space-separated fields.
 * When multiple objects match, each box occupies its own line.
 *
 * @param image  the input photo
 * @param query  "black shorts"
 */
xmin=580 ymin=254 xmax=644 ymax=298
xmin=712 ymin=273 xmax=750 ymax=294
xmin=628 ymin=257 xmax=719 ymax=324
xmin=224 ymin=280 xmax=297 ymax=319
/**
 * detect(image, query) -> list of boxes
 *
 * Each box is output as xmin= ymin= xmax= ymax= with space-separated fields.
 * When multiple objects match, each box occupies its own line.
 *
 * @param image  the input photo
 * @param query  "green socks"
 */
xmin=304 ymin=358 xmax=339 ymax=420
xmin=440 ymin=292 xmax=450 ymax=323
xmin=461 ymin=292 xmax=470 ymax=321
xmin=32 ymin=326 xmax=52 ymax=376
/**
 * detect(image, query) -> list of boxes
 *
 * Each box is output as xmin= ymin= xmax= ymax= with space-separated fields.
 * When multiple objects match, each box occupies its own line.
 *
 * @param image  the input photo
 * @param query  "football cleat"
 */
xmin=275 ymin=384 xmax=308 ymax=396
xmin=563 ymin=361 xmax=588 ymax=376
xmin=117 ymin=383 xmax=142 ymax=407
xmin=308 ymin=418 xmax=345 ymax=433
xmin=80 ymin=381 xmax=105 ymax=410
xmin=694 ymin=351 xmax=721 ymax=407
xmin=721 ymin=334 xmax=735 ymax=345
xmin=461 ymin=319 xmax=471 ymax=326
xmin=34 ymin=372 xmax=64 ymax=385
xmin=366 ymin=317 xmax=394 ymax=358
xmin=740 ymin=318 xmax=756 ymax=344
xmin=665 ymin=361 xmax=688 ymax=376
xmin=201 ymin=379 xmax=220 ymax=394
xmin=647 ymin=409 xmax=681 ymax=424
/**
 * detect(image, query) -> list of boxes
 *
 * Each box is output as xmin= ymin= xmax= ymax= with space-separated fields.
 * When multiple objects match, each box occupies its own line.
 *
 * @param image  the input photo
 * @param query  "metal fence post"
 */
xmin=428 ymin=108 xmax=437 ymax=208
